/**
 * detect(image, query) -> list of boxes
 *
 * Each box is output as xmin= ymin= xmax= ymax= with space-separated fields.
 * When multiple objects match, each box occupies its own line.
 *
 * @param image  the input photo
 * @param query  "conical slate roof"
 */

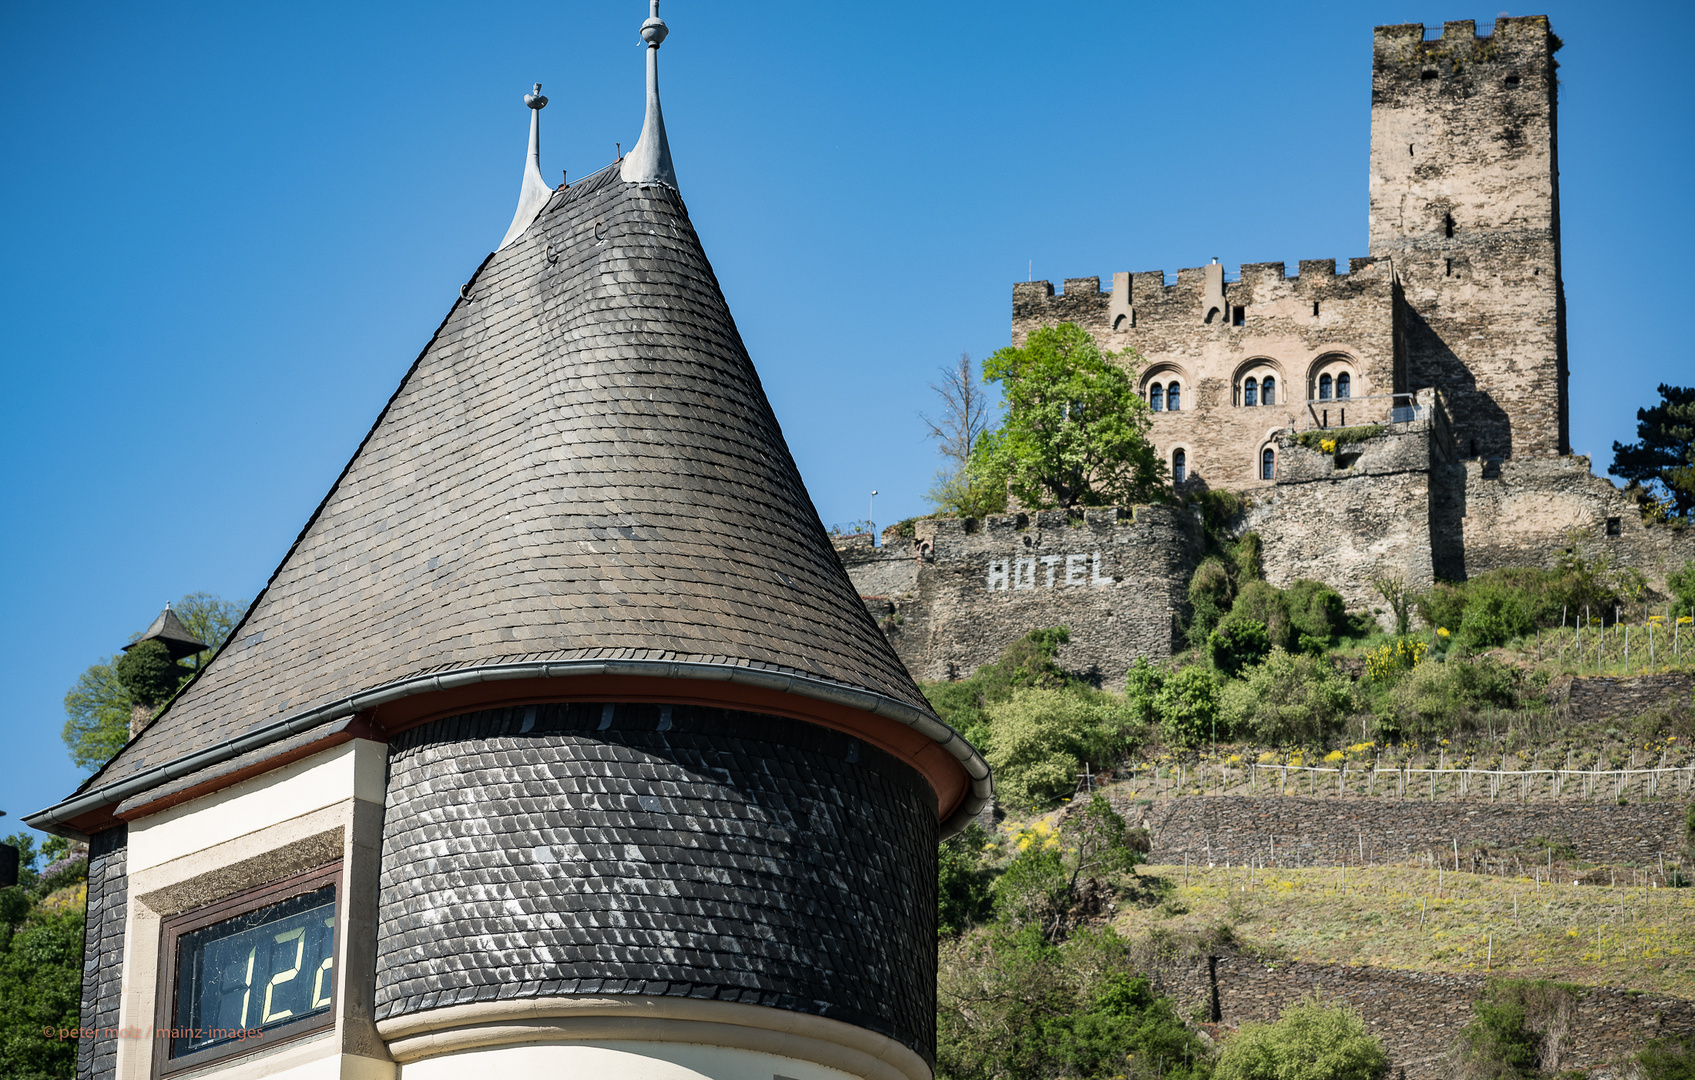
xmin=82 ymin=163 xmax=940 ymax=794
xmin=124 ymin=605 xmax=209 ymax=664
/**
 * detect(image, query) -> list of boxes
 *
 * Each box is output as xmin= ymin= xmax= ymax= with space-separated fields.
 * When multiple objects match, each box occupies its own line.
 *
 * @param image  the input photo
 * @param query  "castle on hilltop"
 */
xmin=1015 ymin=17 xmax=1566 ymax=490
xmin=838 ymin=16 xmax=1694 ymax=687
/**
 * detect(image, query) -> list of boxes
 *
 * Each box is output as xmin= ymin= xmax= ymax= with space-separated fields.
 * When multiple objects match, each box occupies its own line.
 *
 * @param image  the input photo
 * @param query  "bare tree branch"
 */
xmin=922 ymin=352 xmax=990 ymax=469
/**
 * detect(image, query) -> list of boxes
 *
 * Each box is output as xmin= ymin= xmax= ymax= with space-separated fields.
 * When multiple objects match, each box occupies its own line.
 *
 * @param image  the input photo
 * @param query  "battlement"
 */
xmin=1013 ymin=256 xmax=1386 ymax=310
xmin=1375 ymin=15 xmax=1553 ymax=52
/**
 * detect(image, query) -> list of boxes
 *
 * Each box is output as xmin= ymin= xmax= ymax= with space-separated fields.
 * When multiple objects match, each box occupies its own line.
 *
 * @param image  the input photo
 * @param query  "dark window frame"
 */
xmin=154 ymin=861 xmax=342 ymax=1078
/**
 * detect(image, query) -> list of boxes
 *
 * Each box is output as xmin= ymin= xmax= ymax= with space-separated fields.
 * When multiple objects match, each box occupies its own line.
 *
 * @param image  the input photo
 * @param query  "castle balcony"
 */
xmin=1300 ymin=392 xmax=1423 ymax=431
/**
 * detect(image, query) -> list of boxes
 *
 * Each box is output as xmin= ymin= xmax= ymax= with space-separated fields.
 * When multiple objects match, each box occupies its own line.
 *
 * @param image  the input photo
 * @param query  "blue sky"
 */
xmin=3 ymin=1 xmax=1691 ymax=824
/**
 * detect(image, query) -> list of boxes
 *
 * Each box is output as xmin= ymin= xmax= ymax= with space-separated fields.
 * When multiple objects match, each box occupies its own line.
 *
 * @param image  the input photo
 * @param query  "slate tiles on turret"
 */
xmin=83 ymin=164 xmax=930 ymax=793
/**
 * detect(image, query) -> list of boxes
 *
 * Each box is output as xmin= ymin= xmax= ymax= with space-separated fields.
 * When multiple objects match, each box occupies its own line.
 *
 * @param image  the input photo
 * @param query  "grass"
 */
xmin=1118 ymin=862 xmax=1695 ymax=998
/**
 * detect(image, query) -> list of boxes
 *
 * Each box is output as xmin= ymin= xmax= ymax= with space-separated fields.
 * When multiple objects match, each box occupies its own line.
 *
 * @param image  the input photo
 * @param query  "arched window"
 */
xmin=1336 ymin=372 xmax=1351 ymax=399
xmin=1262 ymin=376 xmax=1275 ymax=406
xmin=1319 ymin=373 xmax=1333 ymax=400
xmin=1167 ymin=383 xmax=1181 ymax=411
xmin=1149 ymin=384 xmax=1164 ymax=411
xmin=1262 ymin=447 xmax=1276 ymax=480
xmin=1173 ymin=449 xmax=1186 ymax=484
xmin=1243 ymin=378 xmax=1258 ymax=407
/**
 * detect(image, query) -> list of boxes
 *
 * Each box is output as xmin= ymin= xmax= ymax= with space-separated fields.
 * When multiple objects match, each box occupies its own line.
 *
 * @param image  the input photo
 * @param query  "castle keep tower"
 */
xmin=31 ymin=8 xmax=986 ymax=1079
xmin=1011 ymin=16 xmax=1569 ymax=488
xmin=1369 ymin=17 xmax=1569 ymax=459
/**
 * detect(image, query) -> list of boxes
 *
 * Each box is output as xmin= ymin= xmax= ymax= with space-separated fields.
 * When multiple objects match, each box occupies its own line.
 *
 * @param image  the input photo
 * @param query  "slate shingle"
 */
xmin=82 ymin=166 xmax=934 ymax=796
xmin=377 ymin=703 xmax=938 ymax=1063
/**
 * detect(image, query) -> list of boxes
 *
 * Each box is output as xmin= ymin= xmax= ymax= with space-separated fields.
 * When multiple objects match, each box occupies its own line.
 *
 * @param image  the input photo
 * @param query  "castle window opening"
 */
xmin=1231 ymin=306 xmax=1245 ymax=327
xmin=1173 ymin=449 xmax=1186 ymax=483
xmin=1167 ymin=383 xmax=1181 ymax=411
xmin=1319 ymin=373 xmax=1333 ymax=400
xmin=1336 ymin=372 xmax=1351 ymax=399
xmin=1312 ymin=301 xmax=1320 ymax=317
xmin=1505 ymin=74 xmax=1521 ymax=87
xmin=1606 ymin=517 xmax=1622 ymax=537
xmin=1446 ymin=258 xmax=1453 ymax=277
xmin=1421 ymin=69 xmax=1438 ymax=81
xmin=1244 ymin=378 xmax=1258 ymax=407
xmin=1261 ymin=447 xmax=1276 ymax=481
xmin=1444 ymin=213 xmax=1455 ymax=238
xmin=1262 ymin=376 xmax=1276 ymax=406
xmin=1149 ymin=384 xmax=1164 ymax=411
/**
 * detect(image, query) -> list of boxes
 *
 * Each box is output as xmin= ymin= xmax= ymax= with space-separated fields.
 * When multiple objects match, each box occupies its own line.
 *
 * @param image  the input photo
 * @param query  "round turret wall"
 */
xmin=374 ymin=702 xmax=939 ymax=1066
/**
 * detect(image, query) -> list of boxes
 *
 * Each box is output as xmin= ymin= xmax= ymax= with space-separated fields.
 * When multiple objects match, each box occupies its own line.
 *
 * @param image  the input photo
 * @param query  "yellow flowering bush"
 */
xmin=1320 ymin=438 xmax=1337 ymax=454
xmin=1323 ymin=749 xmax=1345 ymax=764
xmin=1364 ymin=637 xmax=1427 ymax=681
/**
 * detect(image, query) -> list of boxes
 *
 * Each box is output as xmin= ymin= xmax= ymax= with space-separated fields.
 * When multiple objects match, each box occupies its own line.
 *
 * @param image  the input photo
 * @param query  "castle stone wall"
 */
xmin=1370 ymin=17 xmax=1567 ymax=459
xmin=837 ymin=507 xmax=1199 ymax=689
xmin=1012 ymin=259 xmax=1398 ymax=491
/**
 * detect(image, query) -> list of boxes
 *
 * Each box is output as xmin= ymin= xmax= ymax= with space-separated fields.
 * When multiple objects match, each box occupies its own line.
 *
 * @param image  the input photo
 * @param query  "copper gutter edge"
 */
xmin=26 ymin=659 xmax=991 ymax=840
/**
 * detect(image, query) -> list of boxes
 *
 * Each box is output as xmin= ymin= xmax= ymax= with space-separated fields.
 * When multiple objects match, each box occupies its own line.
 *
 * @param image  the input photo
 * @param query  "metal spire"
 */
xmin=498 ymin=83 xmax=552 ymax=250
xmin=619 ymin=1 xmax=675 ymax=187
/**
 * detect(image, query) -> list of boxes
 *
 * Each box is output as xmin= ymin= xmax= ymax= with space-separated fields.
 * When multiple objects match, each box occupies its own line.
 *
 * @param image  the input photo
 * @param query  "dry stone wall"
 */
xmin=1551 ymin=674 xmax=1695 ymax=725
xmin=1118 ymin=795 xmax=1688 ymax=869
xmin=836 ymin=507 xmax=1199 ymax=689
xmin=1146 ymin=952 xmax=1694 ymax=1079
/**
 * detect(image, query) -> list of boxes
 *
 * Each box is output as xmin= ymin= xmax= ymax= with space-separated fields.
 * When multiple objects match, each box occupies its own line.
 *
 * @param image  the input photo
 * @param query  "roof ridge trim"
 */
xmin=27 ymin=659 xmax=990 ymax=839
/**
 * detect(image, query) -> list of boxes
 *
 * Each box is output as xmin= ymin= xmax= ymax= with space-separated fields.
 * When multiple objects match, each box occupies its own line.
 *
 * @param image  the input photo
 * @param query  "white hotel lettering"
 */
xmin=986 ymin=552 xmax=1113 ymax=591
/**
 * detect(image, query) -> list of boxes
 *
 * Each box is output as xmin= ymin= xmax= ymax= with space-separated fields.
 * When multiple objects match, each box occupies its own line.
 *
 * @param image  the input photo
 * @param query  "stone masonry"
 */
xmin=1013 ymin=17 xmax=1566 ymax=488
xmin=836 ymin=506 xmax=1199 ymax=689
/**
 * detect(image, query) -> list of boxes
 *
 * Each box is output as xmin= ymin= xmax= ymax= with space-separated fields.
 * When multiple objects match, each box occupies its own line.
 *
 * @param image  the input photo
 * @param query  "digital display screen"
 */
xmin=171 ymin=885 xmax=336 ymax=1057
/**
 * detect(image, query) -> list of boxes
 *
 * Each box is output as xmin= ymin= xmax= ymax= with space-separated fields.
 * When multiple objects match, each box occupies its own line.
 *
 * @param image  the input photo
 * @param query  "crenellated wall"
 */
xmin=1012 ymin=259 xmax=1399 ymax=490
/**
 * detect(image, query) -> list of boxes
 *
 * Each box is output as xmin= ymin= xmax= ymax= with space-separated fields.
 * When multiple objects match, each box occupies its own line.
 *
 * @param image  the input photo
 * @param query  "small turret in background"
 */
xmin=117 ymin=604 xmax=208 ymax=737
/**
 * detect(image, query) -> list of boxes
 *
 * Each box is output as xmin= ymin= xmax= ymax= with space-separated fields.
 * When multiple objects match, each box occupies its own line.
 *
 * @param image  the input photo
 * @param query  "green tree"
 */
xmin=0 ymin=835 xmax=85 ymax=1080
xmin=61 ymin=593 xmax=245 ymax=772
xmin=1214 ymin=995 xmax=1388 ymax=1080
xmin=984 ymin=688 xmax=1099 ymax=810
xmin=938 ymin=823 xmax=997 ymax=938
xmin=1610 ymin=384 xmax=1695 ymax=518
xmin=975 ymin=323 xmax=1166 ymax=509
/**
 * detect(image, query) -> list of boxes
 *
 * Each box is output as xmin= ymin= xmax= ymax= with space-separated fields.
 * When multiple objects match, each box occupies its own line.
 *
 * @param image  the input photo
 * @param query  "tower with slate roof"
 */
xmin=29 ymin=6 xmax=987 ymax=1079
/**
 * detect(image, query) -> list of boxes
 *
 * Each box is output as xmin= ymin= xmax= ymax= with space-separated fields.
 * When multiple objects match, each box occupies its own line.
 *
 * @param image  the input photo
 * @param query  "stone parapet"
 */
xmin=837 ymin=507 xmax=1200 ymax=688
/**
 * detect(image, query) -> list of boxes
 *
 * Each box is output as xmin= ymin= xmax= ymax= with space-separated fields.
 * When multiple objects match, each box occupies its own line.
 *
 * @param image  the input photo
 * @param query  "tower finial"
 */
xmin=498 ymin=83 xmax=553 ymax=250
xmin=619 ymin=0 xmax=675 ymax=188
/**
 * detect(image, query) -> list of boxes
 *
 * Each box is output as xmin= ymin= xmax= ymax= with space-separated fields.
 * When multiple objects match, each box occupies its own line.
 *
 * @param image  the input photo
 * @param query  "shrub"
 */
xmin=1222 ymin=649 xmax=1354 ymax=746
xmin=1457 ymin=581 xmax=1536 ymax=648
xmin=1450 ymin=979 xmax=1579 ymax=1079
xmin=1188 ymin=558 xmax=1235 ymax=647
xmin=1285 ymin=579 xmax=1347 ymax=651
xmin=985 ymin=688 xmax=1120 ymax=809
xmin=1210 ymin=618 xmax=1272 ymax=676
xmin=1420 ymin=581 xmax=1470 ymax=636
xmin=1363 ymin=637 xmax=1428 ymax=683
xmin=1214 ymin=994 xmax=1388 ymax=1080
xmin=1230 ymin=581 xmax=1294 ymax=651
xmin=938 ymin=824 xmax=997 ymax=938
xmin=1371 ymin=656 xmax=1518 ymax=742
xmin=1636 ymin=1035 xmax=1695 ymax=1080
xmin=1156 ymin=667 xmax=1224 ymax=749
xmin=925 ymin=626 xmax=1076 ymax=748
xmin=1671 ymin=559 xmax=1695 ymax=620
xmin=1124 ymin=661 xmax=1223 ymax=749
